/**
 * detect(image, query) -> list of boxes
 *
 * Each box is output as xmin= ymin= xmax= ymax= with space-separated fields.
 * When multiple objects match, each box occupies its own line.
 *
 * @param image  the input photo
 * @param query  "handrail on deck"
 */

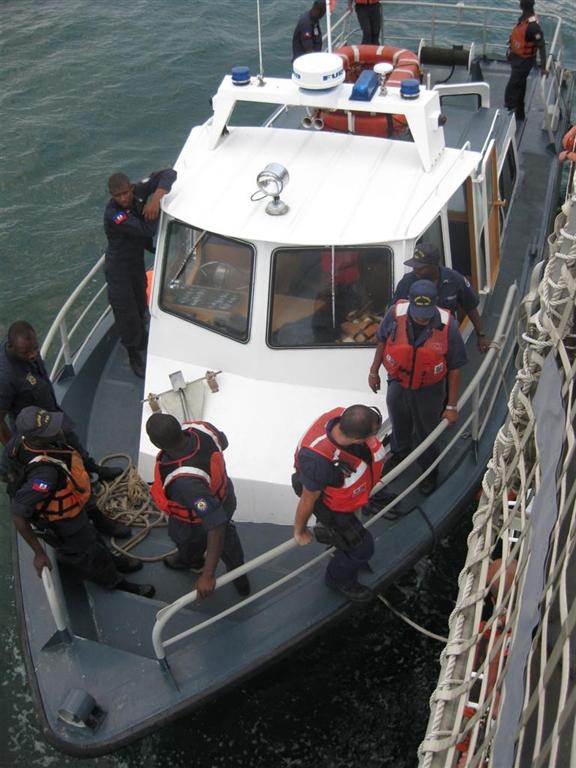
xmin=151 ymin=284 xmax=520 ymax=664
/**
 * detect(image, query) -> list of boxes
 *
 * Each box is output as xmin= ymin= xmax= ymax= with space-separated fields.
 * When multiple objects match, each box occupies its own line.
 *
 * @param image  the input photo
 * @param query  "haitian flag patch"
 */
xmin=112 ymin=211 xmax=128 ymax=225
xmin=32 ymin=480 xmax=51 ymax=493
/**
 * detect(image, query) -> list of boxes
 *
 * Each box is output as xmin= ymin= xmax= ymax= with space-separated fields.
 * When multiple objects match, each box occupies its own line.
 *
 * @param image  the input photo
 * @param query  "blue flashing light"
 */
xmin=400 ymin=78 xmax=420 ymax=99
xmin=231 ymin=66 xmax=251 ymax=86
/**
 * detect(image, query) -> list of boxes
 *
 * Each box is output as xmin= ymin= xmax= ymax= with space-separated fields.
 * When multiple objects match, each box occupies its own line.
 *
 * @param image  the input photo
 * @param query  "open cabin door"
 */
xmin=484 ymin=142 xmax=502 ymax=285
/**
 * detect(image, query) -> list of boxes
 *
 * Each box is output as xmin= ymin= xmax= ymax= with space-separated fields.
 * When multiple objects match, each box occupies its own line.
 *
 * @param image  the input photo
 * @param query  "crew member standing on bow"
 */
xmin=393 ymin=243 xmax=490 ymax=353
xmin=146 ymin=413 xmax=250 ymax=600
xmin=293 ymin=404 xmax=386 ymax=603
xmin=104 ymin=168 xmax=177 ymax=378
xmin=292 ymin=1 xmax=326 ymax=61
xmin=368 ymin=280 xmax=468 ymax=495
xmin=5 ymin=407 xmax=154 ymax=597
xmin=504 ymin=0 xmax=546 ymax=121
xmin=347 ymin=0 xmax=381 ymax=45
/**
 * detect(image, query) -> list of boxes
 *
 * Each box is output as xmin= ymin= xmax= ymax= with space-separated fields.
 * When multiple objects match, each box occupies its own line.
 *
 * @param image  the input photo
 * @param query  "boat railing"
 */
xmin=151 ymin=283 xmax=520 ymax=665
xmin=40 ymin=254 xmax=110 ymax=380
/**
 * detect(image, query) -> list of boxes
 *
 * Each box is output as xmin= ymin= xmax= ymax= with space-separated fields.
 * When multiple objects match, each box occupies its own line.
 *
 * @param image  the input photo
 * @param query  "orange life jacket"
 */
xmin=21 ymin=441 xmax=91 ymax=522
xmin=295 ymin=407 xmax=386 ymax=512
xmin=509 ymin=15 xmax=540 ymax=59
xmin=382 ymin=301 xmax=450 ymax=389
xmin=150 ymin=422 xmax=229 ymax=525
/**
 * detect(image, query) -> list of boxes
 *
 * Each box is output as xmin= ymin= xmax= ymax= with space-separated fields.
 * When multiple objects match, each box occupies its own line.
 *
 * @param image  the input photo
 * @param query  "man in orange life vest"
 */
xmin=368 ymin=280 xmax=468 ymax=495
xmin=504 ymin=0 xmax=547 ymax=121
xmin=146 ymin=413 xmax=250 ymax=600
xmin=347 ymin=0 xmax=381 ymax=46
xmin=5 ymin=407 xmax=154 ymax=596
xmin=293 ymin=404 xmax=386 ymax=603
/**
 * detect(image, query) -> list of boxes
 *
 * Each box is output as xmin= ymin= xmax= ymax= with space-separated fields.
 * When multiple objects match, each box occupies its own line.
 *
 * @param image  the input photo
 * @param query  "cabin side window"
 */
xmin=159 ymin=220 xmax=254 ymax=342
xmin=498 ymin=145 xmax=517 ymax=227
xmin=268 ymin=246 xmax=393 ymax=348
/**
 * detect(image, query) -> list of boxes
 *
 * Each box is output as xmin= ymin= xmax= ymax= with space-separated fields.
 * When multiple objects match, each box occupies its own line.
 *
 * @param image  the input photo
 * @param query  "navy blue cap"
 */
xmin=404 ymin=242 xmax=440 ymax=268
xmin=16 ymin=407 xmax=64 ymax=438
xmin=408 ymin=279 xmax=438 ymax=320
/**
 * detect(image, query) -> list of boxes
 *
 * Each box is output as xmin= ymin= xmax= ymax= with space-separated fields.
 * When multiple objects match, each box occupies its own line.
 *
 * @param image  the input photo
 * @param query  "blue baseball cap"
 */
xmin=404 ymin=242 xmax=440 ymax=268
xmin=16 ymin=406 xmax=64 ymax=438
xmin=408 ymin=279 xmax=438 ymax=320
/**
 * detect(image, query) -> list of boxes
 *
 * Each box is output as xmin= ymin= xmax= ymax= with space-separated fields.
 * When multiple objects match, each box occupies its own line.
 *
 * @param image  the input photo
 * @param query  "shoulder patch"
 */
xmin=112 ymin=211 xmax=128 ymax=225
xmin=32 ymin=480 xmax=52 ymax=493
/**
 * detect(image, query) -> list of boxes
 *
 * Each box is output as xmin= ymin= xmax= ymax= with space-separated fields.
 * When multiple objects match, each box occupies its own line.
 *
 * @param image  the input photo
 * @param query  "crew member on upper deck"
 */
xmin=347 ymin=0 xmax=382 ymax=46
xmin=393 ymin=242 xmax=490 ymax=353
xmin=103 ymin=168 xmax=177 ymax=378
xmin=504 ymin=0 xmax=547 ymax=122
xmin=292 ymin=1 xmax=326 ymax=61
xmin=368 ymin=280 xmax=468 ymax=495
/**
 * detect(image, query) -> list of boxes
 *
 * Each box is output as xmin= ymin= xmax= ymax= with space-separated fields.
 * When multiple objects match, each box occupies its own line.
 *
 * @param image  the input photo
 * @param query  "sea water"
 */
xmin=0 ymin=2 xmax=574 ymax=766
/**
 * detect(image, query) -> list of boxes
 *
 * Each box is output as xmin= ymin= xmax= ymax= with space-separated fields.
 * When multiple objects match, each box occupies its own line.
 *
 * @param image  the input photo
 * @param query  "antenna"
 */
xmin=325 ymin=0 xmax=333 ymax=53
xmin=256 ymin=0 xmax=265 ymax=85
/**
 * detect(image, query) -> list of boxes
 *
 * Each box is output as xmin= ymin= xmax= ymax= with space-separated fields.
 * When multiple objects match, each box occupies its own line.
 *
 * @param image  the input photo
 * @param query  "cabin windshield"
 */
xmin=268 ymin=245 xmax=393 ymax=348
xmin=159 ymin=220 xmax=254 ymax=342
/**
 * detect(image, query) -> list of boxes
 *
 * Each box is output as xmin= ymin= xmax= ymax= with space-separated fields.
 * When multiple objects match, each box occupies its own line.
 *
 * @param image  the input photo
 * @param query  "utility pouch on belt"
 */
xmin=313 ymin=523 xmax=365 ymax=551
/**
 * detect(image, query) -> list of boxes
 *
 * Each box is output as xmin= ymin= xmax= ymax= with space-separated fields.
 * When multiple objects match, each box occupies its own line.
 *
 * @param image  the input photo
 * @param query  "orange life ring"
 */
xmin=320 ymin=45 xmax=421 ymax=139
xmin=559 ymin=125 xmax=576 ymax=163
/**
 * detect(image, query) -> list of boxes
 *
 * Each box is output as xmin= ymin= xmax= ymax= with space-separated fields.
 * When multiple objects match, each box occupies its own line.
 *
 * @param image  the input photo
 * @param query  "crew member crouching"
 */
xmin=146 ymin=413 xmax=250 ymax=600
xmin=293 ymin=404 xmax=386 ymax=603
xmin=4 ymin=406 xmax=154 ymax=596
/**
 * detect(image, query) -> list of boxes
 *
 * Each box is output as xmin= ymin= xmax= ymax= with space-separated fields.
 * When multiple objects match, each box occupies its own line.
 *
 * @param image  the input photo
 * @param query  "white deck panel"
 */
xmin=165 ymin=125 xmax=480 ymax=245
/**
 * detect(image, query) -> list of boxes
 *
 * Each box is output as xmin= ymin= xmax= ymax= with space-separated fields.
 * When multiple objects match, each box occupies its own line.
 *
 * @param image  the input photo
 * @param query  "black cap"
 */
xmin=16 ymin=407 xmax=65 ymax=439
xmin=408 ymin=279 xmax=438 ymax=320
xmin=404 ymin=242 xmax=440 ymax=269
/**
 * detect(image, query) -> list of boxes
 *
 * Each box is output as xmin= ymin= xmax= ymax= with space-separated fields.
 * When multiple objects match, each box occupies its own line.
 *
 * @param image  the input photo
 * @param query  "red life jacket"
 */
xmin=295 ymin=407 xmax=386 ymax=513
xmin=150 ymin=422 xmax=229 ymax=525
xmin=382 ymin=301 xmax=451 ymax=389
xmin=21 ymin=441 xmax=91 ymax=522
xmin=509 ymin=15 xmax=539 ymax=59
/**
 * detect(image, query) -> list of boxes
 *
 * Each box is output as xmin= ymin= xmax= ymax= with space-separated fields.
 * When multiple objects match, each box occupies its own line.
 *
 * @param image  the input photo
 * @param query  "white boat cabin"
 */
xmin=139 ymin=56 xmax=519 ymax=526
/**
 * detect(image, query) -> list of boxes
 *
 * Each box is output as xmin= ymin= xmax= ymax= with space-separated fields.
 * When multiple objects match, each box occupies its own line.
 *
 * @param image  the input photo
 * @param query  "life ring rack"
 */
xmin=319 ymin=45 xmax=421 ymax=139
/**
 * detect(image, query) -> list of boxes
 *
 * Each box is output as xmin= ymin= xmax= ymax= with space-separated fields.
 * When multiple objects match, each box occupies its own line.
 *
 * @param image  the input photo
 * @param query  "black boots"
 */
xmin=127 ymin=348 xmax=145 ymax=379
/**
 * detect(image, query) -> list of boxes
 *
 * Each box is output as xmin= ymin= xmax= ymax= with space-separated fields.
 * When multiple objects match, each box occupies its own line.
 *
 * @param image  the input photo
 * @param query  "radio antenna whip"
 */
xmin=256 ymin=0 xmax=265 ymax=85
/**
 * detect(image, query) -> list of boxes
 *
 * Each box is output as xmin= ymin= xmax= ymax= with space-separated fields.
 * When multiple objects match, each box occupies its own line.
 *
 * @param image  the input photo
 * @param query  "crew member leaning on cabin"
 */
xmin=146 ymin=413 xmax=250 ymax=600
xmin=0 ymin=321 xmax=129 ymax=538
xmin=3 ymin=407 xmax=154 ymax=596
xmin=393 ymin=242 xmax=490 ymax=353
xmin=347 ymin=0 xmax=382 ymax=46
xmin=368 ymin=280 xmax=468 ymax=495
xmin=504 ymin=0 xmax=547 ymax=122
xmin=293 ymin=404 xmax=389 ymax=604
xmin=292 ymin=0 xmax=326 ymax=61
xmin=104 ymin=168 xmax=177 ymax=379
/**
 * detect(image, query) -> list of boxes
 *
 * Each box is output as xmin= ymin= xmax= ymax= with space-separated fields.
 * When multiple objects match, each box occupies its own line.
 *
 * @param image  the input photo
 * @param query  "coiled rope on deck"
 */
xmin=94 ymin=454 xmax=176 ymax=562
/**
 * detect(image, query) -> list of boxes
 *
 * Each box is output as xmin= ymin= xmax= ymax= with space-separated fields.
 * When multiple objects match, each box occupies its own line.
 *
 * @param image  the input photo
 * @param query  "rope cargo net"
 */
xmin=418 ymin=176 xmax=576 ymax=767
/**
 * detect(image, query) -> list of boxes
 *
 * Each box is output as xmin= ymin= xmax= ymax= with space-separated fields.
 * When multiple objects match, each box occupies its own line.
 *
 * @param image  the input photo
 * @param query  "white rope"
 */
xmin=377 ymin=594 xmax=449 ymax=643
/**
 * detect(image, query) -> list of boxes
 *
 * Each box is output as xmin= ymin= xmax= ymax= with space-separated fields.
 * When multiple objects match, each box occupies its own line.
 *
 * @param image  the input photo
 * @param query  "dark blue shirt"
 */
xmin=161 ymin=435 xmax=229 ymax=531
xmin=0 ymin=338 xmax=59 ymax=420
xmin=377 ymin=305 xmax=468 ymax=371
xmin=9 ymin=457 xmax=88 ymax=534
xmin=292 ymin=12 xmax=322 ymax=60
xmin=297 ymin=418 xmax=374 ymax=493
xmin=392 ymin=267 xmax=479 ymax=314
xmin=104 ymin=168 xmax=177 ymax=265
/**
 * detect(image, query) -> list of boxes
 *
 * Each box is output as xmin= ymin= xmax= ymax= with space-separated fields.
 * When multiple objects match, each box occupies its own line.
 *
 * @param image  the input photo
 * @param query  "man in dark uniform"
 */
xmin=368 ymin=280 xmax=468 ymax=495
xmin=146 ymin=413 xmax=250 ymax=600
xmin=293 ymin=404 xmax=387 ymax=603
xmin=0 ymin=321 xmax=129 ymax=537
xmin=347 ymin=0 xmax=381 ymax=46
xmin=393 ymin=242 xmax=490 ymax=353
xmin=292 ymin=1 xmax=326 ymax=61
xmin=104 ymin=168 xmax=177 ymax=378
xmin=5 ymin=406 xmax=154 ymax=597
xmin=504 ymin=0 xmax=547 ymax=121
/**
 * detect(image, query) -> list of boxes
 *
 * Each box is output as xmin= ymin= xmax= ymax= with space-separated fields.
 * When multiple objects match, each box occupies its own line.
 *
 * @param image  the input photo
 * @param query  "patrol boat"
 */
xmin=14 ymin=2 xmax=574 ymax=756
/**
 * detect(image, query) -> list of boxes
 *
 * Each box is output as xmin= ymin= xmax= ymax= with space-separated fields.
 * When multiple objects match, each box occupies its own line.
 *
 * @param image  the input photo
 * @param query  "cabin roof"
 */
xmin=166 ymin=124 xmax=481 ymax=246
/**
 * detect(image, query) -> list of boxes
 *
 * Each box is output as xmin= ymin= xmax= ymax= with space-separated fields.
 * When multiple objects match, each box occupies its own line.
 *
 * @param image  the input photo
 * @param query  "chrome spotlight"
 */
xmin=256 ymin=163 xmax=289 ymax=216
